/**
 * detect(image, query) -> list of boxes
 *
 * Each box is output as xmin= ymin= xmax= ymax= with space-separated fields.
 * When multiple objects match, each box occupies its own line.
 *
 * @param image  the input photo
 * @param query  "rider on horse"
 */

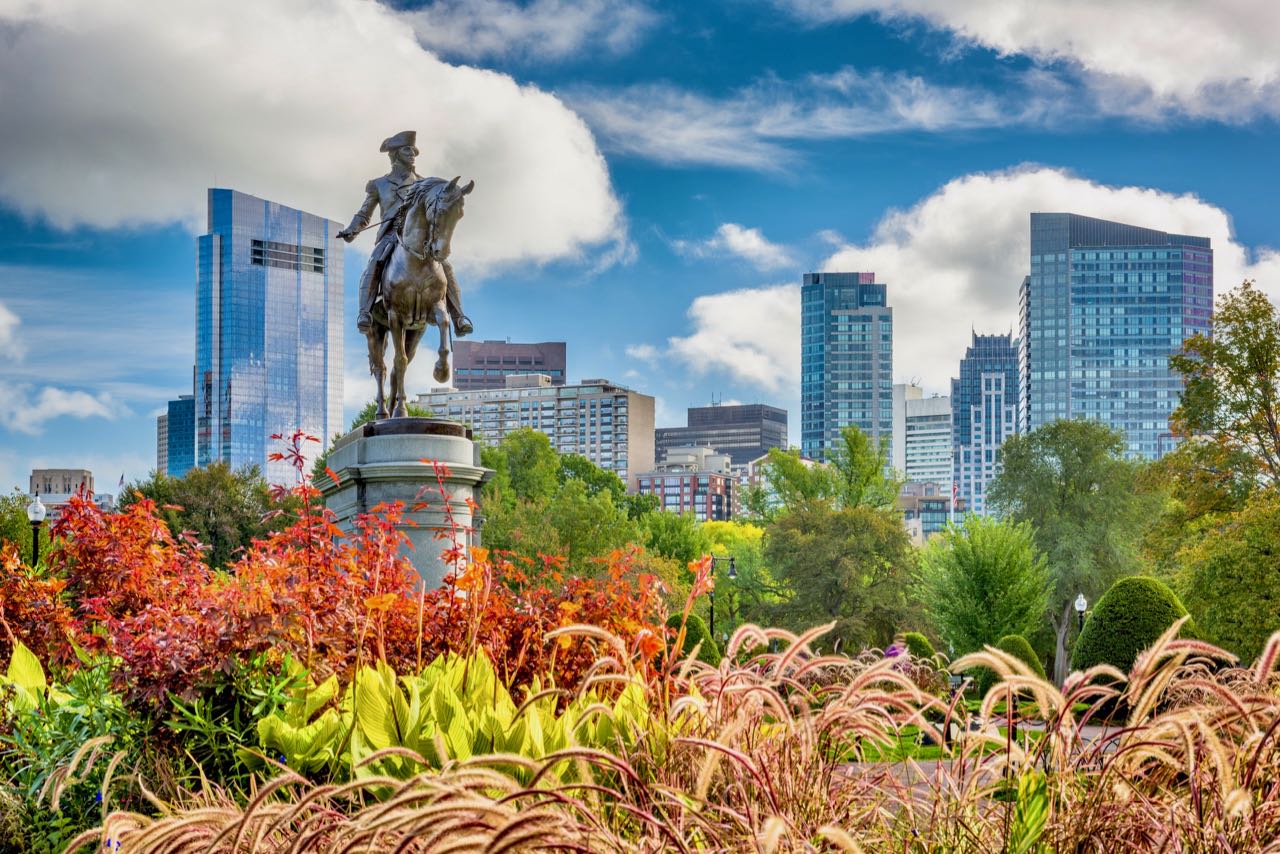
xmin=337 ymin=130 xmax=473 ymax=338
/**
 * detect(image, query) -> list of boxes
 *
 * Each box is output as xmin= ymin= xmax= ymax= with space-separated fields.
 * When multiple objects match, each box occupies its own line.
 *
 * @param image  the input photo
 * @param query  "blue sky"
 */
xmin=2 ymin=0 xmax=1279 ymax=491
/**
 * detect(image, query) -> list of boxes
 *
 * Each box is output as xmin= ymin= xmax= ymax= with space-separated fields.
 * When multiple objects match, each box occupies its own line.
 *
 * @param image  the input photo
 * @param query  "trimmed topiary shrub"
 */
xmin=903 ymin=631 xmax=936 ymax=661
xmin=667 ymin=613 xmax=721 ymax=666
xmin=1071 ymin=576 xmax=1194 ymax=675
xmin=974 ymin=634 xmax=1045 ymax=696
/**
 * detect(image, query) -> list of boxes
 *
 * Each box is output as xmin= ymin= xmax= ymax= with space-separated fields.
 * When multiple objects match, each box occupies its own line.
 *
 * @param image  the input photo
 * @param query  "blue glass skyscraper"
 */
xmin=801 ymin=272 xmax=893 ymax=460
xmin=165 ymin=395 xmax=196 ymax=477
xmin=951 ymin=332 xmax=1018 ymax=516
xmin=1019 ymin=213 xmax=1212 ymax=459
xmin=197 ymin=189 xmax=344 ymax=484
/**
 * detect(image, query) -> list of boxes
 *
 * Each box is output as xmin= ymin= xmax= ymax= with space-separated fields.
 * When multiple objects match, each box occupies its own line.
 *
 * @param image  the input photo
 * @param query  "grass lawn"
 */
xmin=854 ymin=725 xmax=1046 ymax=763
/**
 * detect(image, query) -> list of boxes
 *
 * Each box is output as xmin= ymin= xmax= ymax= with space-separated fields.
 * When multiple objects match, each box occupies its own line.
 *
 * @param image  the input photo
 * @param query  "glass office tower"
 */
xmin=196 ymin=189 xmax=344 ymax=484
xmin=801 ymin=272 xmax=893 ymax=460
xmin=165 ymin=395 xmax=196 ymax=477
xmin=951 ymin=332 xmax=1019 ymax=516
xmin=1019 ymin=213 xmax=1212 ymax=459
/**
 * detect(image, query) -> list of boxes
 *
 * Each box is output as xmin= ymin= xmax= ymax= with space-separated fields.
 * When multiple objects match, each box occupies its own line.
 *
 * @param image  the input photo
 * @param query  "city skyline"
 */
xmin=2 ymin=0 xmax=1279 ymax=490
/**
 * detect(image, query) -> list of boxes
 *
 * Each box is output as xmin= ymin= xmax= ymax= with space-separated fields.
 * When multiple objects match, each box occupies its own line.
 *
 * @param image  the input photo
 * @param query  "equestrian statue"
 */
xmin=337 ymin=131 xmax=474 ymax=419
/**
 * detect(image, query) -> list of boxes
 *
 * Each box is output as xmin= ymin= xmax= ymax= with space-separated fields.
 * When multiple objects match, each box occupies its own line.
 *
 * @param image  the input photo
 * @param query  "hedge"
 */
xmin=974 ymin=634 xmax=1045 ymax=696
xmin=903 ymin=631 xmax=937 ymax=661
xmin=667 ymin=613 xmax=721 ymax=666
xmin=1071 ymin=576 xmax=1193 ymax=675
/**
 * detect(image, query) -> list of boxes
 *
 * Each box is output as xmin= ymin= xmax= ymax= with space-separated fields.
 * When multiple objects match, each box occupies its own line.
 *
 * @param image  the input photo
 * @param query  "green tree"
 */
xmin=481 ymin=428 xmax=560 ymax=504
xmin=118 ymin=462 xmax=294 ymax=569
xmin=0 ymin=491 xmax=51 ymax=565
xmin=1181 ymin=490 xmax=1280 ymax=662
xmin=916 ymin=515 xmax=1051 ymax=656
xmin=826 ymin=425 xmax=901 ymax=511
xmin=313 ymin=400 xmax=431 ymax=480
xmin=642 ymin=511 xmax=711 ymax=567
xmin=764 ymin=503 xmax=916 ymax=652
xmin=754 ymin=425 xmax=901 ymax=519
xmin=482 ymin=479 xmax=639 ymax=574
xmin=989 ymin=419 xmax=1158 ymax=683
xmin=702 ymin=520 xmax=780 ymax=637
xmin=557 ymin=454 xmax=625 ymax=502
xmin=1170 ymin=281 xmax=1280 ymax=486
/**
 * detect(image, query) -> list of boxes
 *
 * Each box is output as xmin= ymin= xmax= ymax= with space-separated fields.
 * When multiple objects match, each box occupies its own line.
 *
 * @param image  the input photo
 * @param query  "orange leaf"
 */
xmin=364 ymin=593 xmax=398 ymax=611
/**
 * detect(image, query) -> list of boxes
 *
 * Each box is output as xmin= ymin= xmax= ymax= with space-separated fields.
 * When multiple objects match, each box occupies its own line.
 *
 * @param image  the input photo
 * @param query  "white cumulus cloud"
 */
xmin=0 ymin=381 xmax=129 ymax=436
xmin=0 ymin=0 xmax=624 ymax=274
xmin=820 ymin=165 xmax=1280 ymax=391
xmin=664 ymin=283 xmax=800 ymax=394
xmin=638 ymin=166 xmax=1280 ymax=399
xmin=673 ymin=223 xmax=796 ymax=271
xmin=778 ymin=0 xmax=1280 ymax=121
xmin=405 ymin=0 xmax=658 ymax=63
xmin=0 ymin=301 xmax=22 ymax=360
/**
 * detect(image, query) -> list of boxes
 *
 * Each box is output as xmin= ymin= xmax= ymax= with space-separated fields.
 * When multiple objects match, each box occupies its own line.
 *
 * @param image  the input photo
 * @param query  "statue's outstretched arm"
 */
xmin=342 ymin=180 xmax=379 ymax=237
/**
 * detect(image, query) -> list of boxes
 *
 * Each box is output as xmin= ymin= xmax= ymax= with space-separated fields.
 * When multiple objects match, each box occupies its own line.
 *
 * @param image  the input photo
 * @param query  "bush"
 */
xmin=667 ymin=613 xmax=721 ymax=666
xmin=1071 ymin=576 xmax=1194 ymax=674
xmin=903 ymin=632 xmax=936 ymax=661
xmin=974 ymin=634 xmax=1045 ymax=696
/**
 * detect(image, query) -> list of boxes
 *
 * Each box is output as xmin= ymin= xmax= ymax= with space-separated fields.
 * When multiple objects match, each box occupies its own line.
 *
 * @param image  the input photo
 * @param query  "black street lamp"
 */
xmin=709 ymin=555 xmax=736 ymax=640
xmin=1075 ymin=593 xmax=1088 ymax=633
xmin=26 ymin=493 xmax=46 ymax=566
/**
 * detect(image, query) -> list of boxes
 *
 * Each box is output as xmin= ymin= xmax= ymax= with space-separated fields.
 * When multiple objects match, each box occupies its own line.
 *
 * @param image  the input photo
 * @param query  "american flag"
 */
xmin=952 ymin=480 xmax=959 ymax=502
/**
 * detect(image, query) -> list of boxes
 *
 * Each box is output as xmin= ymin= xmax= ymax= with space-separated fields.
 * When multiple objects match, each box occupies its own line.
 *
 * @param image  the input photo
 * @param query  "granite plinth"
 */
xmin=317 ymin=417 xmax=491 ymax=587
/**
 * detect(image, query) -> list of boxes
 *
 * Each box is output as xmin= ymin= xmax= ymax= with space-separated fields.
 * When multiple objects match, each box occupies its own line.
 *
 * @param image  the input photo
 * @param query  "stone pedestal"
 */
xmin=317 ymin=418 xmax=492 ymax=587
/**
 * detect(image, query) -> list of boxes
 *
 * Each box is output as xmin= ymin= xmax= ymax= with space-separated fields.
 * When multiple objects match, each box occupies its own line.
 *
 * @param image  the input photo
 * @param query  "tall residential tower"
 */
xmin=196 ymin=189 xmax=344 ymax=483
xmin=801 ymin=272 xmax=893 ymax=460
xmin=1019 ymin=213 xmax=1212 ymax=458
xmin=951 ymin=332 xmax=1019 ymax=516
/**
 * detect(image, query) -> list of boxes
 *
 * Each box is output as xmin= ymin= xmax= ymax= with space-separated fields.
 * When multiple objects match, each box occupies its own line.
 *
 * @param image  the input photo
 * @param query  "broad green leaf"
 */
xmin=7 ymin=640 xmax=46 ymax=696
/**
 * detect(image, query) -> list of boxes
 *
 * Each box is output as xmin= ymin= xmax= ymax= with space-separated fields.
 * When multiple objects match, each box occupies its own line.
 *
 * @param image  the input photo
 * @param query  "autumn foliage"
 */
xmin=0 ymin=458 xmax=667 ymax=712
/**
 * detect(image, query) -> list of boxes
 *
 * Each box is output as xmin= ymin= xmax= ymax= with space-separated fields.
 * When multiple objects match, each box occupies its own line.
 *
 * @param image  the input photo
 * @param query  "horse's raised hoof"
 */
xmin=433 ymin=358 xmax=449 ymax=384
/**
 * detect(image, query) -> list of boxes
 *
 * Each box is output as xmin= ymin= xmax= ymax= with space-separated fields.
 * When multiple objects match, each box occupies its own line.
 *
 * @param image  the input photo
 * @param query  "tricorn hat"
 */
xmin=380 ymin=130 xmax=419 ymax=154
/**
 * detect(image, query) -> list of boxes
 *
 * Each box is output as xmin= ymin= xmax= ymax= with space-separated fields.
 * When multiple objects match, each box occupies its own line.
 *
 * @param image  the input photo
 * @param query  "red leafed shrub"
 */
xmin=411 ymin=546 xmax=669 ymax=692
xmin=0 ymin=542 xmax=76 ymax=667
xmin=5 ymin=467 xmax=667 ymax=710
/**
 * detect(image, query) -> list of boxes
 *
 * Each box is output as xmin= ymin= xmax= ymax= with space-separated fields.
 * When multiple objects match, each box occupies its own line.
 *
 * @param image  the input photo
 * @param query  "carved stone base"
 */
xmin=316 ymin=417 xmax=491 ymax=587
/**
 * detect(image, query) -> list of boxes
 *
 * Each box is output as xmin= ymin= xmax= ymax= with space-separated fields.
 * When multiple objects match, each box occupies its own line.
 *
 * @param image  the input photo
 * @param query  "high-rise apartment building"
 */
xmin=891 ymin=385 xmax=951 ymax=485
xmin=951 ymin=332 xmax=1019 ymax=516
xmin=632 ymin=446 xmax=736 ymax=522
xmin=165 ymin=395 xmax=196 ymax=477
xmin=156 ymin=413 xmax=168 ymax=476
xmin=801 ymin=272 xmax=893 ymax=460
xmin=655 ymin=403 xmax=787 ymax=467
xmin=1019 ymin=213 xmax=1212 ymax=458
xmin=451 ymin=340 xmax=566 ymax=390
xmin=196 ymin=189 xmax=344 ymax=483
xmin=415 ymin=374 xmax=655 ymax=482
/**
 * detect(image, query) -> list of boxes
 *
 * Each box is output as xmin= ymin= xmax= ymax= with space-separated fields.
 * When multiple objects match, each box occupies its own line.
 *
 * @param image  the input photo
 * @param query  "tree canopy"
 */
xmin=988 ymin=418 xmax=1157 ymax=681
xmin=1170 ymin=281 xmax=1280 ymax=486
xmin=916 ymin=515 xmax=1051 ymax=656
xmin=764 ymin=503 xmax=916 ymax=652
xmin=118 ymin=462 xmax=296 ymax=570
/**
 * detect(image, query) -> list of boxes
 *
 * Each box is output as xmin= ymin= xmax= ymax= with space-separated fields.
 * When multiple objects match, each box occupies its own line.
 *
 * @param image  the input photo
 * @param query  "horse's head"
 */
xmin=416 ymin=175 xmax=474 ymax=260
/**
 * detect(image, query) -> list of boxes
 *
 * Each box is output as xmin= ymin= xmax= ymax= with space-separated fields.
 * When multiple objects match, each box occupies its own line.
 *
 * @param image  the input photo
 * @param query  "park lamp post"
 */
xmin=26 ymin=493 xmax=47 ymax=566
xmin=1075 ymin=593 xmax=1088 ymax=633
xmin=709 ymin=555 xmax=736 ymax=640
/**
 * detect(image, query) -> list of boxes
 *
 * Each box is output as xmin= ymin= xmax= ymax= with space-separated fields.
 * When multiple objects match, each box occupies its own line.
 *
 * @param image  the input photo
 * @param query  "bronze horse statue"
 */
xmin=365 ymin=176 xmax=474 ymax=419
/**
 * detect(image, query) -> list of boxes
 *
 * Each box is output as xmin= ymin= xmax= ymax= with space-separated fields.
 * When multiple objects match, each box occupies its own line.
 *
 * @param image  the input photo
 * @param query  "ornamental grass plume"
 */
xmin=66 ymin=623 xmax=1280 ymax=852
